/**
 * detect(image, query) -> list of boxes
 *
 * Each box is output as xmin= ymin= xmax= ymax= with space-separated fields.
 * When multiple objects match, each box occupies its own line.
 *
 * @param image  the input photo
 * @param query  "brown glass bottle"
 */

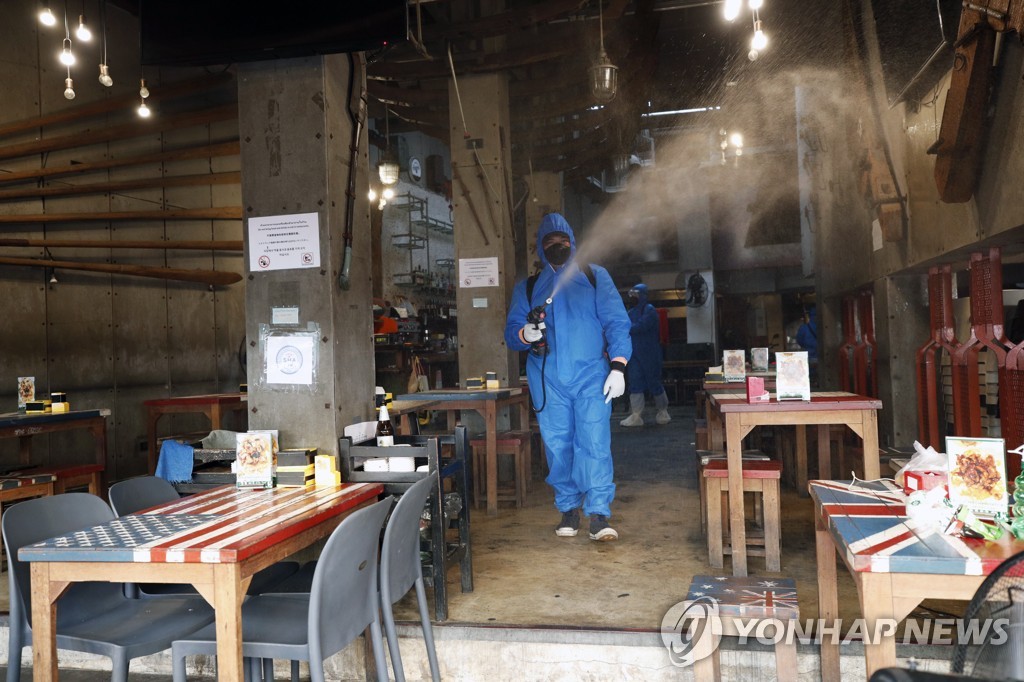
xmin=376 ymin=404 xmax=395 ymax=447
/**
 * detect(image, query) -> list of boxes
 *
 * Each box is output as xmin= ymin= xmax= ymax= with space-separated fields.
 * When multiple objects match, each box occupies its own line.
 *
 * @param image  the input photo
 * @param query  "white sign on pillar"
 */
xmin=248 ymin=212 xmax=321 ymax=272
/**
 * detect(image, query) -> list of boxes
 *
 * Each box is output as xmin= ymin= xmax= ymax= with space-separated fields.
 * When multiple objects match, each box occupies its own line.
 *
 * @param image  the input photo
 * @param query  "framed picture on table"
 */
xmin=723 ymin=350 xmax=746 ymax=382
xmin=946 ymin=436 xmax=1008 ymax=517
xmin=751 ymin=347 xmax=769 ymax=372
xmin=775 ymin=351 xmax=810 ymax=400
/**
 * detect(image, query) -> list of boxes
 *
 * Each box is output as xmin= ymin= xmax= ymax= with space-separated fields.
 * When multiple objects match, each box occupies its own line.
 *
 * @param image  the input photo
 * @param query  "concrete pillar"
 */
xmin=238 ymin=55 xmax=375 ymax=454
xmin=523 ymin=171 xmax=562 ymax=274
xmin=449 ymin=73 xmax=519 ymax=386
xmin=874 ymin=274 xmax=929 ymax=446
xmin=678 ymin=174 xmax=717 ymax=351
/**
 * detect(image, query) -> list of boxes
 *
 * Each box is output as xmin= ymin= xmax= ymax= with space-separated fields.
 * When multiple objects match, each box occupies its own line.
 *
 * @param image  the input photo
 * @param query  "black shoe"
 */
xmin=555 ymin=509 xmax=580 ymax=537
xmin=588 ymin=515 xmax=618 ymax=542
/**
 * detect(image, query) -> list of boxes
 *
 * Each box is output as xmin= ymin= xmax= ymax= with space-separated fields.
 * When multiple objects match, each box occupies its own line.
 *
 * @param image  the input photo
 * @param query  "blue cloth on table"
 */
xmin=155 ymin=440 xmax=194 ymax=483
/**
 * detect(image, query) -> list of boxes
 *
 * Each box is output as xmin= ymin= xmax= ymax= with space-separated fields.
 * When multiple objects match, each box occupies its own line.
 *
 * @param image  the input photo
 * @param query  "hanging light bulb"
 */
xmin=137 ymin=99 xmax=151 ymax=118
xmin=751 ymin=20 xmax=768 ymax=51
xmin=63 ymin=76 xmax=75 ymax=100
xmin=723 ymin=0 xmax=742 ymax=21
xmin=98 ymin=63 xmax=112 ymax=87
xmin=139 ymin=78 xmax=150 ymax=99
xmin=39 ymin=6 xmax=57 ymax=26
xmin=377 ymin=107 xmax=400 ymax=186
xmin=97 ymin=0 xmax=112 ymax=86
xmin=59 ymin=38 xmax=75 ymax=66
xmin=590 ymin=0 xmax=618 ymax=103
xmin=75 ymin=15 xmax=91 ymax=41
xmin=748 ymin=0 xmax=764 ymax=10
xmin=382 ymin=187 xmax=395 ymax=200
xmin=729 ymin=132 xmax=744 ymax=149
xmin=368 ymin=187 xmax=378 ymax=202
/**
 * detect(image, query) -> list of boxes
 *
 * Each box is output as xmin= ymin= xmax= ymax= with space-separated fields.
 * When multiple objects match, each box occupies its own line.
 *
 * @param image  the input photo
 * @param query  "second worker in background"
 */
xmin=504 ymin=213 xmax=632 ymax=542
xmin=620 ymin=283 xmax=671 ymax=427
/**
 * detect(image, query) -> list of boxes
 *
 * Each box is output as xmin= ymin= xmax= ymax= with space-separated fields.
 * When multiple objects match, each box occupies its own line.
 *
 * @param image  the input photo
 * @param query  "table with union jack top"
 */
xmin=810 ymin=479 xmax=1024 ymax=681
xmin=20 ymin=482 xmax=383 ymax=681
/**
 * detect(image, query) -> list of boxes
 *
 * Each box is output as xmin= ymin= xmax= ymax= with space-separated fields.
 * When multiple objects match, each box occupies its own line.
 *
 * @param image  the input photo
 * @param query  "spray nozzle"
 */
xmin=526 ymin=299 xmax=552 ymax=356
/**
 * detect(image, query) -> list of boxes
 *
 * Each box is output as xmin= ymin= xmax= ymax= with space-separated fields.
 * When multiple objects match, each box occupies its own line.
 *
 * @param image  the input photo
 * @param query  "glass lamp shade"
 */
xmin=591 ymin=53 xmax=618 ymax=104
xmin=378 ymin=150 xmax=400 ymax=186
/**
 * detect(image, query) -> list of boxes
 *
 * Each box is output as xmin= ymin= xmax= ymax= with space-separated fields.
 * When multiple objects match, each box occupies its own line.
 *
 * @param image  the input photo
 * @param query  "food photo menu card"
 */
xmin=775 ymin=351 xmax=810 ymax=401
xmin=723 ymin=350 xmax=746 ymax=382
xmin=946 ymin=436 xmax=1008 ymax=517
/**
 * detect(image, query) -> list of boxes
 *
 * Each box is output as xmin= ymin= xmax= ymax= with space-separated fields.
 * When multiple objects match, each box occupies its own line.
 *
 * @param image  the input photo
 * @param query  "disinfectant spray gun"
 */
xmin=527 ymin=297 xmax=553 ymax=356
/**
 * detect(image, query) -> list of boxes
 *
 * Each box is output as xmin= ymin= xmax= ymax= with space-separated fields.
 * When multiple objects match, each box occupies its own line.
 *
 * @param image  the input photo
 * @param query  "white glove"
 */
xmin=603 ymin=369 xmax=626 ymax=403
xmin=522 ymin=323 xmax=543 ymax=343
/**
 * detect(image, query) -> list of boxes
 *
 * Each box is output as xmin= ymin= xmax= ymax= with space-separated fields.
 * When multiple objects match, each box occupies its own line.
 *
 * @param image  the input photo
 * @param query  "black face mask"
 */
xmin=544 ymin=243 xmax=571 ymax=266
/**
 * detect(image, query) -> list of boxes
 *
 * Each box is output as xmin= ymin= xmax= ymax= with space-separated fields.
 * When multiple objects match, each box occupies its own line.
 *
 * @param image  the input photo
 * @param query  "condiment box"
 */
xmin=904 ymin=470 xmax=949 ymax=496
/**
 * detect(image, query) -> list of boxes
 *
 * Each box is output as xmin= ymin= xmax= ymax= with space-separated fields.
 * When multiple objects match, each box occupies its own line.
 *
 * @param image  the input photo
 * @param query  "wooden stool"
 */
xmin=684 ymin=574 xmax=799 ymax=681
xmin=34 ymin=463 xmax=105 ymax=495
xmin=469 ymin=430 xmax=531 ymax=508
xmin=694 ymin=418 xmax=709 ymax=451
xmin=703 ymin=459 xmax=782 ymax=572
xmin=695 ymin=450 xmax=769 ymax=537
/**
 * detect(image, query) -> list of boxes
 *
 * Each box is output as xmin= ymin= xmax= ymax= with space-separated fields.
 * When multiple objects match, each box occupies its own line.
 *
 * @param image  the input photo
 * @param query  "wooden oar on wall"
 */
xmin=0 ymin=255 xmax=242 ymax=286
xmin=0 ymin=238 xmax=243 ymax=251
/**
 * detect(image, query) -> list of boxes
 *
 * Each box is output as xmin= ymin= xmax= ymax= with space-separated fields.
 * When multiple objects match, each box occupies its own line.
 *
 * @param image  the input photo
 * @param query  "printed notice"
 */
xmin=249 ymin=212 xmax=321 ymax=272
xmin=459 ymin=257 xmax=499 ymax=288
xmin=266 ymin=335 xmax=315 ymax=385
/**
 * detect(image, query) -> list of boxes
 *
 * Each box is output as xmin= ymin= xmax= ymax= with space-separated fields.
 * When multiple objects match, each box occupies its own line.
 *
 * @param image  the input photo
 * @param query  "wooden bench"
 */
xmin=0 ymin=473 xmax=57 ymax=565
xmin=469 ymin=430 xmax=531 ymax=508
xmin=683 ymin=574 xmax=799 ymax=681
xmin=703 ymin=459 xmax=782 ymax=572
xmin=32 ymin=463 xmax=105 ymax=495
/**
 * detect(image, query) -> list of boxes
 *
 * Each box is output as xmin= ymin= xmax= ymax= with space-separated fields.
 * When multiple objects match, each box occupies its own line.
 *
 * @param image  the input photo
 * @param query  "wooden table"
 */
xmin=20 ymin=482 xmax=383 ymax=681
xmin=396 ymin=388 xmax=530 ymax=516
xmin=707 ymin=391 xmax=882 ymax=576
xmin=144 ymin=393 xmax=248 ymax=474
xmin=0 ymin=409 xmax=109 ymax=490
xmin=389 ymin=398 xmax=441 ymax=435
xmin=810 ymin=479 xmax=1020 ymax=680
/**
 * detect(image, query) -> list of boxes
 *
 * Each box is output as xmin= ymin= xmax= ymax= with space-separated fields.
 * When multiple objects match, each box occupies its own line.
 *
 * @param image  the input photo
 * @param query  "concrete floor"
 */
xmin=395 ymin=403 xmax=842 ymax=628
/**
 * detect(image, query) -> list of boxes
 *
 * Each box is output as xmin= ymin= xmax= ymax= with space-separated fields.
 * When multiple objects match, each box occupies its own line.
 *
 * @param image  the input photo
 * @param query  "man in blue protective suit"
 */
xmin=620 ymin=284 xmax=671 ymax=427
xmin=504 ymin=213 xmax=632 ymax=541
xmin=796 ymin=306 xmax=818 ymax=360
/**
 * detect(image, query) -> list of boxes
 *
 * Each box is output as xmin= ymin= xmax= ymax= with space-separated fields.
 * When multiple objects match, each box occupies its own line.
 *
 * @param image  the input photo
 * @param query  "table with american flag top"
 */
xmin=20 ymin=482 xmax=383 ymax=682
xmin=810 ymin=479 xmax=1024 ymax=681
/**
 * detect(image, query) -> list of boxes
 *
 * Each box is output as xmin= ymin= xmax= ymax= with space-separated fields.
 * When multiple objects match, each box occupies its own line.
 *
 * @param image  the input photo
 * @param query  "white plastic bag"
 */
xmin=895 ymin=440 xmax=948 ymax=487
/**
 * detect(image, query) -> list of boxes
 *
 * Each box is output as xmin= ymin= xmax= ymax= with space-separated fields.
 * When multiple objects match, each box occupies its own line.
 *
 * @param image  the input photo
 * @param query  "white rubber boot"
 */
xmin=654 ymin=391 xmax=671 ymax=425
xmin=619 ymin=393 xmax=645 ymax=427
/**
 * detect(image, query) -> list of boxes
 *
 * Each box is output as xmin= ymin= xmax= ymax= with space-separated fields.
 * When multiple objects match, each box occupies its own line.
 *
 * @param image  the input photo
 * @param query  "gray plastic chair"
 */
xmin=170 ymin=496 xmax=394 ymax=682
xmin=108 ymin=476 xmax=299 ymax=597
xmin=2 ymin=492 xmax=215 ymax=682
xmin=380 ymin=472 xmax=442 ymax=682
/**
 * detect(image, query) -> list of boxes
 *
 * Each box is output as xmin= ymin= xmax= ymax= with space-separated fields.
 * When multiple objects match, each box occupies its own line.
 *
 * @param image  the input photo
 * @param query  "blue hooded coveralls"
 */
xmin=504 ymin=214 xmax=632 ymax=517
xmin=796 ymin=307 xmax=818 ymax=360
xmin=626 ymin=283 xmax=666 ymax=397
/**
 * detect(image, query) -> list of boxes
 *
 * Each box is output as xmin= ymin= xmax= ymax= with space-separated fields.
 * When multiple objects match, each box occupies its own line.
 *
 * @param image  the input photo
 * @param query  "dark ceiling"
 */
xmin=127 ymin=1 xmax=959 ymax=194
xmin=361 ymin=0 xmax=866 ymax=189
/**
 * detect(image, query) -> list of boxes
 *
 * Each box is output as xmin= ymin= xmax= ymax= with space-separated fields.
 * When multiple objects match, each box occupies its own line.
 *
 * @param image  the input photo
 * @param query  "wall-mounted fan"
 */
xmin=681 ymin=272 xmax=709 ymax=307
